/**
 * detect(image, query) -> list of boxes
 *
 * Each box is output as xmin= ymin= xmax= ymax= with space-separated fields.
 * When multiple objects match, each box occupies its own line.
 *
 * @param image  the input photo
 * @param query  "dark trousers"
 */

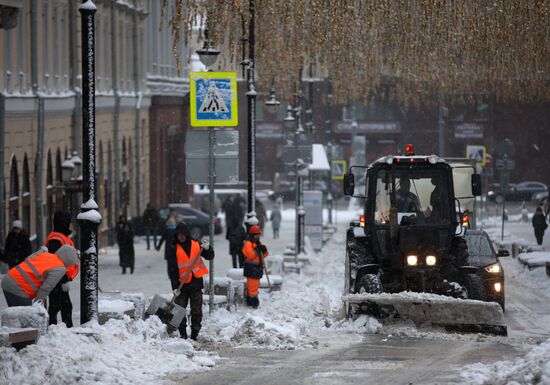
xmin=535 ymin=230 xmax=545 ymax=245
xmin=231 ymin=253 xmax=244 ymax=269
xmin=145 ymin=226 xmax=157 ymax=250
xmin=4 ymin=291 xmax=32 ymax=307
xmin=175 ymin=290 xmax=203 ymax=334
xmin=48 ymin=289 xmax=73 ymax=327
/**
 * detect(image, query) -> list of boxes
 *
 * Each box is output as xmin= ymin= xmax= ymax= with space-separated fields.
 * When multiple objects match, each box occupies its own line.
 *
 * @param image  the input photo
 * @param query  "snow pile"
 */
xmin=0 ymin=316 xmax=218 ymax=385
xmin=1 ymin=303 xmax=49 ymax=336
xmin=202 ymin=230 xmax=383 ymax=349
xmin=461 ymin=337 xmax=550 ymax=385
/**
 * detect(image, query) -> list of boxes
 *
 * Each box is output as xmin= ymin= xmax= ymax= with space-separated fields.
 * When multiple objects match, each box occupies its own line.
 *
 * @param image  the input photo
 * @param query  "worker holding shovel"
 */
xmin=242 ymin=225 xmax=270 ymax=308
xmin=168 ymin=223 xmax=214 ymax=340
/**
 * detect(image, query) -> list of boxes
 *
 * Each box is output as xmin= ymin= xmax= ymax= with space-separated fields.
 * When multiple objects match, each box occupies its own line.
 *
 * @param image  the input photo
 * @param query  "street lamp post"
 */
xmin=78 ymin=1 xmax=102 ymax=324
xmin=196 ymin=28 xmax=220 ymax=315
xmin=245 ymin=0 xmax=258 ymax=227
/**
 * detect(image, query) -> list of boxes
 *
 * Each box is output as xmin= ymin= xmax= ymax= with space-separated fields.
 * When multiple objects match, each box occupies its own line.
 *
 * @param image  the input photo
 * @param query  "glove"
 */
xmin=258 ymin=245 xmax=267 ymax=254
xmin=61 ymin=282 xmax=71 ymax=292
xmin=173 ymin=288 xmax=181 ymax=298
xmin=200 ymin=239 xmax=210 ymax=250
xmin=32 ymin=297 xmax=47 ymax=308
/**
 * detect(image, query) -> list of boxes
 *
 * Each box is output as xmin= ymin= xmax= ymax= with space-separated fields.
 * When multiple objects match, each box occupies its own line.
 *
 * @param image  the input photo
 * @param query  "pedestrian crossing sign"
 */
xmin=466 ymin=145 xmax=486 ymax=167
xmin=331 ymin=159 xmax=347 ymax=180
xmin=190 ymin=72 xmax=238 ymax=127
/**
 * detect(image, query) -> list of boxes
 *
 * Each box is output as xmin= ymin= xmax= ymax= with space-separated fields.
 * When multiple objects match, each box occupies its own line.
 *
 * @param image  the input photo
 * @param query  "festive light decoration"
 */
xmin=163 ymin=1 xmax=549 ymax=106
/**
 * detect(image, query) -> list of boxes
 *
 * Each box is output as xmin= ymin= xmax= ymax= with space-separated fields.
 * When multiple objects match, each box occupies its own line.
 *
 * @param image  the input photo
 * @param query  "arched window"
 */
xmin=22 ymin=154 xmax=31 ymax=231
xmin=9 ymin=155 xmax=20 ymax=224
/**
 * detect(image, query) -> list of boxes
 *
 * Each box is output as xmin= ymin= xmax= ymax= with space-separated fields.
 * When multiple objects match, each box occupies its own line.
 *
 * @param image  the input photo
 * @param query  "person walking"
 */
xmin=1 ymin=245 xmax=79 ymax=307
xmin=2 ymin=220 xmax=32 ymax=268
xmin=270 ymin=204 xmax=282 ymax=239
xmin=156 ymin=214 xmax=178 ymax=289
xmin=142 ymin=203 xmax=160 ymax=250
xmin=227 ymin=224 xmax=246 ymax=268
xmin=532 ymin=206 xmax=548 ymax=246
xmin=116 ymin=214 xmax=135 ymax=274
xmin=242 ymin=225 xmax=269 ymax=308
xmin=46 ymin=211 xmax=80 ymax=327
xmin=255 ymin=200 xmax=268 ymax=231
xmin=168 ymin=222 xmax=214 ymax=340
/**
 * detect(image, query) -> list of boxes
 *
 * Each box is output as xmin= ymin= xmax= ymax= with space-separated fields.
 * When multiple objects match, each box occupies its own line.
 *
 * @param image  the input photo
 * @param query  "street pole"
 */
xmin=78 ymin=0 xmax=102 ymax=324
xmin=208 ymin=126 xmax=215 ymax=315
xmin=246 ymin=0 xmax=258 ymax=226
xmin=326 ymin=83 xmax=333 ymax=226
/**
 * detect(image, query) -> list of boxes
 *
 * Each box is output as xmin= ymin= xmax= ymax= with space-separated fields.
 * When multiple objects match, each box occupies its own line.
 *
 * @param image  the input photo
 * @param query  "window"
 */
xmin=374 ymin=169 xmax=450 ymax=225
xmin=9 ymin=156 xmax=19 ymax=223
xmin=22 ymin=154 xmax=31 ymax=231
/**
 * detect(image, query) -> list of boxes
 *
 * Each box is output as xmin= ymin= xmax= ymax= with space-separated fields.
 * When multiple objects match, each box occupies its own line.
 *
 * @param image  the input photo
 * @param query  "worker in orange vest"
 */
xmin=169 ymin=222 xmax=214 ymax=340
xmin=242 ymin=225 xmax=269 ymax=308
xmin=46 ymin=211 xmax=79 ymax=328
xmin=1 ymin=244 xmax=80 ymax=307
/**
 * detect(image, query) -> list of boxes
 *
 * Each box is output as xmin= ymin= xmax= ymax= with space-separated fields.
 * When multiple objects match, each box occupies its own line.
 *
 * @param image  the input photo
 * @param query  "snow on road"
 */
xmin=2 ymin=207 xmax=550 ymax=384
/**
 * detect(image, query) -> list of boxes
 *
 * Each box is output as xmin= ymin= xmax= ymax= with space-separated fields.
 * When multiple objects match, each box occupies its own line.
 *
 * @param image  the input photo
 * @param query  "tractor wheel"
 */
xmin=462 ymin=274 xmax=486 ymax=301
xmin=358 ymin=274 xmax=383 ymax=294
xmin=450 ymin=236 xmax=469 ymax=267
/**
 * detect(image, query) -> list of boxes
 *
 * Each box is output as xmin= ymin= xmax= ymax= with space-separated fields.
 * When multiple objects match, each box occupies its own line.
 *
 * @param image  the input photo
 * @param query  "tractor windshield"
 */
xmin=374 ymin=168 xmax=451 ymax=225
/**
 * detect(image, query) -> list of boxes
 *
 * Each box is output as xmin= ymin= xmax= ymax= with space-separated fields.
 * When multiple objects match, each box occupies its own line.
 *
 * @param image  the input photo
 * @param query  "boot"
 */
xmin=251 ymin=296 xmax=259 ymax=309
xmin=246 ymin=296 xmax=253 ymax=307
xmin=122 ymin=267 xmax=126 ymax=274
xmin=190 ymin=329 xmax=199 ymax=341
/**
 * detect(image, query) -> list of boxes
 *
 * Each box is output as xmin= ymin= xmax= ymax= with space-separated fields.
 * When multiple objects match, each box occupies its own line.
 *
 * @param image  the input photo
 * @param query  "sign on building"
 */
xmin=466 ymin=145 xmax=486 ymax=167
xmin=331 ymin=159 xmax=347 ymax=180
xmin=189 ymin=72 xmax=238 ymax=127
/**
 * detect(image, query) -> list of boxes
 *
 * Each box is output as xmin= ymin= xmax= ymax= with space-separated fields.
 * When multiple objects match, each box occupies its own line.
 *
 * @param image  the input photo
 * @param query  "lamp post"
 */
xmin=325 ymin=87 xmax=333 ymax=226
xmin=245 ymin=0 xmax=258 ymax=228
xmin=196 ymin=28 xmax=220 ymax=315
xmin=78 ymin=0 xmax=101 ymax=324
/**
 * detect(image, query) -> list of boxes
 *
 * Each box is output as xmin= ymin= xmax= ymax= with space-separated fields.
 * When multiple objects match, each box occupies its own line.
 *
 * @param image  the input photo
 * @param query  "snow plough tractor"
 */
xmin=342 ymin=145 xmax=507 ymax=335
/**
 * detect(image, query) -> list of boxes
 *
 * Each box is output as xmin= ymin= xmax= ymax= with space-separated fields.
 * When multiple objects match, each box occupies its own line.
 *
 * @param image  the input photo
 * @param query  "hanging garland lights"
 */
xmin=164 ymin=0 xmax=549 ymax=106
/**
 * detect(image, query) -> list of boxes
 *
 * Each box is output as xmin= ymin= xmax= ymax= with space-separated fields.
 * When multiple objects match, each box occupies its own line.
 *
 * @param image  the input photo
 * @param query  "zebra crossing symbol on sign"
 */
xmin=199 ymin=83 xmax=229 ymax=113
xmin=466 ymin=145 xmax=486 ymax=167
xmin=190 ymin=72 xmax=238 ymax=127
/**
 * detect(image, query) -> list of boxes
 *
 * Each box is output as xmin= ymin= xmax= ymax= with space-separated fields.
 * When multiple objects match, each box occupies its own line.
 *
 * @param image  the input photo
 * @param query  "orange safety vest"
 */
xmin=7 ymin=252 xmax=65 ymax=299
xmin=242 ymin=240 xmax=269 ymax=265
xmin=176 ymin=240 xmax=208 ymax=283
xmin=45 ymin=232 xmax=79 ymax=280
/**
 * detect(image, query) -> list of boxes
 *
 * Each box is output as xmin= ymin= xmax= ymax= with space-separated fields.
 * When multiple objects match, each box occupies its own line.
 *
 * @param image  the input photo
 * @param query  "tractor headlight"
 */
xmin=485 ymin=263 xmax=501 ymax=274
xmin=406 ymin=255 xmax=418 ymax=266
xmin=425 ymin=255 xmax=437 ymax=266
xmin=494 ymin=282 xmax=502 ymax=292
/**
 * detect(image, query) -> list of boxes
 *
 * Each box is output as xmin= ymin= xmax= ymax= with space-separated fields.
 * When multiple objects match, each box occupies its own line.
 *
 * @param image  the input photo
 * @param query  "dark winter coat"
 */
xmin=532 ymin=212 xmax=548 ymax=234
xmin=116 ymin=221 xmax=135 ymax=268
xmin=227 ymin=225 xmax=246 ymax=256
xmin=255 ymin=201 xmax=268 ymax=230
xmin=270 ymin=207 xmax=282 ymax=229
xmin=2 ymin=228 xmax=32 ymax=268
xmin=167 ymin=223 xmax=214 ymax=292
xmin=142 ymin=207 xmax=160 ymax=227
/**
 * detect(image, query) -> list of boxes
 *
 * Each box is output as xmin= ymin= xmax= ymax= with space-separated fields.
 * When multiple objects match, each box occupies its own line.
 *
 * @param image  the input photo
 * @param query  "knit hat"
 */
xmin=12 ymin=220 xmax=22 ymax=229
xmin=55 ymin=245 xmax=79 ymax=267
xmin=53 ymin=211 xmax=72 ymax=235
xmin=175 ymin=222 xmax=191 ymax=239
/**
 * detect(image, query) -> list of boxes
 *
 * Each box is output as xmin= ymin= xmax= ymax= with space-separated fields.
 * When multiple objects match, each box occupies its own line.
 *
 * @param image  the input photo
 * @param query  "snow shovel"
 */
xmin=343 ymin=292 xmax=507 ymax=336
xmin=146 ymin=247 xmax=203 ymax=331
xmin=259 ymin=250 xmax=272 ymax=292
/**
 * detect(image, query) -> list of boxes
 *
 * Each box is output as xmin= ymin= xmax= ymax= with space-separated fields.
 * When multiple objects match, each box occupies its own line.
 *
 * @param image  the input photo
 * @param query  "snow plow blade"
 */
xmin=343 ymin=292 xmax=507 ymax=336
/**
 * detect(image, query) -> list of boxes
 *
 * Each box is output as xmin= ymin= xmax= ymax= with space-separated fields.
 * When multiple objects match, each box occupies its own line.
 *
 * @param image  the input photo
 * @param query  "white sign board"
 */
xmin=303 ymin=190 xmax=324 ymax=251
